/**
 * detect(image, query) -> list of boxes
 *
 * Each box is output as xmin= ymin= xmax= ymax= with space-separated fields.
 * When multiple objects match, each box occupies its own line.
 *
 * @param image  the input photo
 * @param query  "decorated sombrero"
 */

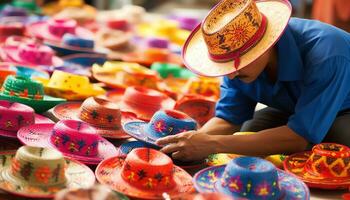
xmin=284 ymin=143 xmax=350 ymax=190
xmin=0 ymin=75 xmax=66 ymax=113
xmin=182 ymin=77 xmax=221 ymax=100
xmin=120 ymin=86 xmax=175 ymax=121
xmin=194 ymin=157 xmax=309 ymax=200
xmin=123 ymin=110 xmax=197 ymax=146
xmin=52 ymin=97 xmax=135 ymax=139
xmin=103 ymin=88 xmax=125 ymax=103
xmin=17 ymin=119 xmax=118 ymax=165
xmin=13 ymin=65 xmax=50 ymax=79
xmin=95 ymin=148 xmax=194 ymax=199
xmin=0 ymin=21 xmax=25 ymax=42
xmin=182 ymin=0 xmax=292 ymax=77
xmin=0 ymin=36 xmax=64 ymax=67
xmin=45 ymin=33 xmax=107 ymax=56
xmin=0 ymin=100 xmax=53 ymax=138
xmin=174 ymin=94 xmax=216 ymax=126
xmin=0 ymin=5 xmax=28 ymax=17
xmin=0 ymin=146 xmax=95 ymax=198
xmin=27 ymin=18 xmax=93 ymax=43
xmin=43 ymin=70 xmax=105 ymax=101
xmin=92 ymin=61 xmax=159 ymax=90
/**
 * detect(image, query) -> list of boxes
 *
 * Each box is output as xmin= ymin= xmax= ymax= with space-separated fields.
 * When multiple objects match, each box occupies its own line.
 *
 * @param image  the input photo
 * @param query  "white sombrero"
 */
xmin=182 ymin=0 xmax=292 ymax=77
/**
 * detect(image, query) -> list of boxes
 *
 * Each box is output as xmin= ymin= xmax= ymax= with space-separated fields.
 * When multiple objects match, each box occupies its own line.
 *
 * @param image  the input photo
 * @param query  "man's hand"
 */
xmin=156 ymin=131 xmax=217 ymax=161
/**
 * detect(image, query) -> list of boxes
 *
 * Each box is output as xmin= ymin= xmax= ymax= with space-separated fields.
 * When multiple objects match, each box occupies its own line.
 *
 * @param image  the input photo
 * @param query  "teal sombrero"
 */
xmin=0 ymin=75 xmax=66 ymax=113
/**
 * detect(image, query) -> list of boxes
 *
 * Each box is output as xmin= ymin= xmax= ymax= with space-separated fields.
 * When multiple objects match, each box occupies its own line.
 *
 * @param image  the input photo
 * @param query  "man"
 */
xmin=156 ymin=0 xmax=350 ymax=161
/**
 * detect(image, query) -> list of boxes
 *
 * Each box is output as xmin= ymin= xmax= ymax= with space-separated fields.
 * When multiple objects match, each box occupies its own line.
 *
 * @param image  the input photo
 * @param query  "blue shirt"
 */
xmin=216 ymin=18 xmax=350 ymax=144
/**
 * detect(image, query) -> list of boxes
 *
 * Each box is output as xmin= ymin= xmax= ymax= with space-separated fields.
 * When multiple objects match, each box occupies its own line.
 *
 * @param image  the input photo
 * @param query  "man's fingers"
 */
xmin=160 ymin=143 xmax=183 ymax=154
xmin=172 ymin=151 xmax=186 ymax=160
xmin=156 ymin=135 xmax=180 ymax=146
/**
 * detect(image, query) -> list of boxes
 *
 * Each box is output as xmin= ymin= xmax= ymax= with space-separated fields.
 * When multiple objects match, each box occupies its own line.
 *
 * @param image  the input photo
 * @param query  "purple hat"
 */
xmin=17 ymin=119 xmax=118 ymax=165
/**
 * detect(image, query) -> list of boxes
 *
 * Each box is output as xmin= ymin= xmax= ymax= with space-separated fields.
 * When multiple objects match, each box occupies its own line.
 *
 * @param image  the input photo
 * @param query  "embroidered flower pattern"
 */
xmin=255 ymin=181 xmax=271 ymax=197
xmin=227 ymin=176 xmax=243 ymax=193
xmin=154 ymin=120 xmax=166 ymax=133
xmin=34 ymin=166 xmax=52 ymax=184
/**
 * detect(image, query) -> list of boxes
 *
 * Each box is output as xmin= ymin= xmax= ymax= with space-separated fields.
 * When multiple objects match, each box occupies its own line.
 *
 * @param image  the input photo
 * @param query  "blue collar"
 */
xmin=276 ymin=25 xmax=303 ymax=81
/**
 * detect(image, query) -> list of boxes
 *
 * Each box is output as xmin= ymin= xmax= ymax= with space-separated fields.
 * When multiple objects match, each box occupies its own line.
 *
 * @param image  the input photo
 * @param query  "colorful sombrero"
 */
xmin=194 ymin=157 xmax=309 ymax=200
xmin=0 ymin=146 xmax=95 ymax=198
xmin=182 ymin=77 xmax=221 ymax=100
xmin=0 ymin=62 xmax=16 ymax=85
xmin=17 ymin=120 xmax=118 ymax=165
xmin=0 ymin=21 xmax=25 ymax=42
xmin=95 ymin=148 xmax=194 ymax=199
xmin=43 ymin=70 xmax=105 ymax=101
xmin=182 ymin=0 xmax=292 ymax=77
xmin=0 ymin=36 xmax=64 ymax=67
xmin=284 ymin=143 xmax=350 ymax=190
xmin=123 ymin=110 xmax=197 ymax=146
xmin=27 ymin=18 xmax=93 ymax=42
xmin=120 ymin=86 xmax=175 ymax=121
xmin=174 ymin=94 xmax=216 ymax=126
xmin=52 ymin=97 xmax=135 ymax=139
xmin=0 ymin=75 xmax=66 ymax=113
xmin=92 ymin=61 xmax=159 ymax=90
xmin=0 ymin=100 xmax=53 ymax=138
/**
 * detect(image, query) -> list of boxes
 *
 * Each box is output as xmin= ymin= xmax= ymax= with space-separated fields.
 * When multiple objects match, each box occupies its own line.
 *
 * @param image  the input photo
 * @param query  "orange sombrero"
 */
xmin=182 ymin=0 xmax=292 ymax=77
xmin=284 ymin=143 xmax=350 ymax=190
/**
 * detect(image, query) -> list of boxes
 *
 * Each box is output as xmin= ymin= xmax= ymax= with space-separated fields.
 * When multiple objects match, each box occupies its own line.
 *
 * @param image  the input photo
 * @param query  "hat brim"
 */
xmin=17 ymin=123 xmax=118 ymax=165
xmin=117 ymin=141 xmax=157 ymax=156
xmin=0 ymin=150 xmax=95 ymax=198
xmin=27 ymin=21 xmax=94 ymax=42
xmin=52 ymin=102 xmax=132 ymax=139
xmin=45 ymin=41 xmax=107 ymax=56
xmin=44 ymin=84 xmax=105 ymax=101
xmin=121 ymin=52 xmax=183 ymax=67
xmin=182 ymin=0 xmax=292 ymax=77
xmin=95 ymin=156 xmax=194 ymax=199
xmin=13 ymin=66 xmax=50 ymax=79
xmin=0 ymin=113 xmax=53 ymax=138
xmin=0 ymin=94 xmax=66 ymax=113
xmin=120 ymin=97 xmax=175 ymax=121
xmin=93 ymin=72 xmax=128 ymax=89
xmin=194 ymin=165 xmax=309 ymax=200
xmin=104 ymin=89 xmax=125 ymax=103
xmin=122 ymin=121 xmax=159 ymax=147
xmin=283 ymin=151 xmax=350 ymax=190
xmin=205 ymin=153 xmax=241 ymax=167
xmin=0 ymin=45 xmax=64 ymax=67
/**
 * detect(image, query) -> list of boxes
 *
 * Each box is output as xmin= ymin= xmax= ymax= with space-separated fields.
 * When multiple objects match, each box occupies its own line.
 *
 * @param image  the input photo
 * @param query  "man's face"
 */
xmin=226 ymin=49 xmax=272 ymax=83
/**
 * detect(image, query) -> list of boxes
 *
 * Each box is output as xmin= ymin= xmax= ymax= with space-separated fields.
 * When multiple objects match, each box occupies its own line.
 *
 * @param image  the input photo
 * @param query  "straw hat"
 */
xmin=95 ymin=148 xmax=194 ymax=199
xmin=182 ymin=77 xmax=221 ymax=100
xmin=17 ymin=119 xmax=118 ymax=165
xmin=0 ymin=100 xmax=53 ymax=138
xmin=120 ymin=87 xmax=175 ymax=121
xmin=52 ymin=97 xmax=134 ymax=139
xmin=44 ymin=70 xmax=105 ymax=101
xmin=0 ymin=36 xmax=64 ymax=67
xmin=182 ymin=0 xmax=291 ymax=77
xmin=0 ymin=75 xmax=66 ymax=113
xmin=284 ymin=143 xmax=350 ymax=190
xmin=123 ymin=110 xmax=197 ymax=147
xmin=0 ymin=146 xmax=95 ymax=198
xmin=194 ymin=157 xmax=309 ymax=200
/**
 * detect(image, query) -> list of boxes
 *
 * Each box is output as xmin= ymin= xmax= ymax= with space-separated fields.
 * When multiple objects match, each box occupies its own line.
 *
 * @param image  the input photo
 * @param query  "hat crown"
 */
xmin=201 ymin=0 xmax=266 ymax=62
xmin=0 ymin=100 xmax=35 ymax=132
xmin=62 ymin=33 xmax=94 ymax=49
xmin=47 ymin=70 xmax=91 ymax=91
xmin=145 ymin=37 xmax=170 ymax=49
xmin=1 ymin=75 xmax=44 ymax=100
xmin=50 ymin=120 xmax=100 ymax=157
xmin=145 ymin=110 xmax=197 ymax=140
xmin=121 ymin=148 xmax=176 ymax=190
xmin=47 ymin=18 xmax=77 ymax=38
xmin=123 ymin=86 xmax=168 ymax=108
xmin=10 ymin=146 xmax=67 ymax=186
xmin=18 ymin=42 xmax=54 ymax=65
xmin=78 ymin=97 xmax=122 ymax=129
xmin=217 ymin=157 xmax=281 ymax=199
xmin=304 ymin=143 xmax=350 ymax=179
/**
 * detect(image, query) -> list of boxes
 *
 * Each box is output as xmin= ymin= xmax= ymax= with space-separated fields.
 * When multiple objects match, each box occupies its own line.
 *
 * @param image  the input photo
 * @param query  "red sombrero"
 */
xmin=120 ymin=86 xmax=175 ymax=121
xmin=95 ymin=148 xmax=194 ymax=199
xmin=52 ymin=96 xmax=135 ymax=139
xmin=284 ymin=143 xmax=350 ymax=190
xmin=27 ymin=18 xmax=93 ymax=43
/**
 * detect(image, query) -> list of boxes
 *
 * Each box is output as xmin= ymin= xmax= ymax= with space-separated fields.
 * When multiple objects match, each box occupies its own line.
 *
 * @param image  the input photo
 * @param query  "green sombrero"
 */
xmin=0 ymin=76 xmax=66 ymax=113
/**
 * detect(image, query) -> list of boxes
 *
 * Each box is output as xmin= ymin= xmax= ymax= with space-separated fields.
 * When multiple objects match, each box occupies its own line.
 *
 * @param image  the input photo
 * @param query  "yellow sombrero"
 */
xmin=182 ymin=0 xmax=291 ymax=77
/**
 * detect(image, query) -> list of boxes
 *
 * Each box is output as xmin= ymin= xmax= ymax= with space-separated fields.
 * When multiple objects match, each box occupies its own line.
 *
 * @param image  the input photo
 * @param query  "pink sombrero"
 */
xmin=27 ymin=18 xmax=93 ymax=43
xmin=0 ymin=100 xmax=53 ymax=138
xmin=17 ymin=119 xmax=118 ymax=165
xmin=182 ymin=0 xmax=292 ymax=77
xmin=52 ymin=96 xmax=135 ymax=139
xmin=0 ymin=36 xmax=64 ymax=67
xmin=95 ymin=148 xmax=194 ymax=199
